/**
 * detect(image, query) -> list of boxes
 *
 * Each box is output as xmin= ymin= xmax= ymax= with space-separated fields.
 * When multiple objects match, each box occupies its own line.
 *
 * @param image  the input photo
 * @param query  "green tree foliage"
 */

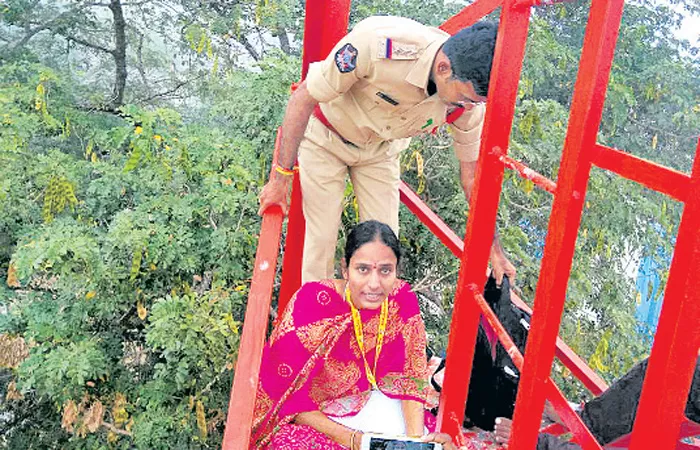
xmin=1 ymin=0 xmax=698 ymax=447
xmin=0 ymin=56 xmax=296 ymax=446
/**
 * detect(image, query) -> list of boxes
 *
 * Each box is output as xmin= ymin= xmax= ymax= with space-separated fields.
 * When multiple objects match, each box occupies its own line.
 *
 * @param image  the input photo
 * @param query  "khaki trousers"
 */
xmin=298 ymin=116 xmax=408 ymax=283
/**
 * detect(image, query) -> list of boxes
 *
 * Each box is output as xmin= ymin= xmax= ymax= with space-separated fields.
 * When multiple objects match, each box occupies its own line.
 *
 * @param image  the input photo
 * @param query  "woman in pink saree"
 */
xmin=250 ymin=221 xmax=457 ymax=450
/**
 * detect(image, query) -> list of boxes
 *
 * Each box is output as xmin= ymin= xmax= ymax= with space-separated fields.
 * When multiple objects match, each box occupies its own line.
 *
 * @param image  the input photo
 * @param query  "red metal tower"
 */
xmin=222 ymin=0 xmax=700 ymax=448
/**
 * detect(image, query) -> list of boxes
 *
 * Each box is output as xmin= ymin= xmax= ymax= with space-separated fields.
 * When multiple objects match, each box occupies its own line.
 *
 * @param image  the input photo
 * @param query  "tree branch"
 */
xmin=108 ymin=0 xmax=128 ymax=107
xmin=136 ymin=32 xmax=149 ymax=88
xmin=64 ymin=34 xmax=114 ymax=55
xmin=234 ymin=33 xmax=260 ymax=61
xmin=135 ymin=74 xmax=204 ymax=104
xmin=256 ymin=26 xmax=266 ymax=58
xmin=7 ymin=3 xmax=96 ymax=53
xmin=90 ymin=0 xmax=154 ymax=6
xmin=412 ymin=269 xmax=459 ymax=294
xmin=101 ymin=420 xmax=132 ymax=437
xmin=275 ymin=24 xmax=292 ymax=55
xmin=75 ymin=103 xmax=124 ymax=117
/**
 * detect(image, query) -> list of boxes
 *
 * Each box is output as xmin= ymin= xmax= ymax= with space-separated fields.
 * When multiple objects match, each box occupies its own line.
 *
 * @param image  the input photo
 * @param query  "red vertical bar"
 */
xmin=277 ymin=172 xmax=305 ymax=313
xmin=222 ymin=132 xmax=285 ymax=450
xmin=629 ymin=140 xmax=700 ymax=450
xmin=300 ymin=0 xmax=352 ymax=79
xmin=278 ymin=0 xmax=352 ymax=313
xmin=508 ymin=0 xmax=625 ymax=448
xmin=436 ymin=0 xmax=532 ymax=438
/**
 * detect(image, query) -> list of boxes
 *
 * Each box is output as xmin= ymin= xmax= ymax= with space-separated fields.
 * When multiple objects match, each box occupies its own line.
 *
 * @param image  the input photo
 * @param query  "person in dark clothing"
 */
xmin=494 ymin=355 xmax=700 ymax=449
xmin=428 ymin=276 xmax=530 ymax=431
xmin=431 ymin=277 xmax=700 ymax=449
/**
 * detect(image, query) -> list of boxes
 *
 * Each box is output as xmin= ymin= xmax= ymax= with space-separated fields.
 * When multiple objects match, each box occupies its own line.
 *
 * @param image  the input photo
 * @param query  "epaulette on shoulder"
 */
xmin=377 ymin=38 xmax=419 ymax=60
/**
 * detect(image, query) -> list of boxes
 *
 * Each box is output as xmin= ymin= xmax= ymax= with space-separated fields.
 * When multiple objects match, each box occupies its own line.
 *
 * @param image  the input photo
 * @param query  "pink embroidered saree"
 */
xmin=250 ymin=280 xmax=428 ymax=449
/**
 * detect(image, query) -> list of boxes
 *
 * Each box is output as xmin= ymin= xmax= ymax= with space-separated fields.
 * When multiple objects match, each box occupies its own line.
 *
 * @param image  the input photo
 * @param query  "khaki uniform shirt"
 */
xmin=306 ymin=16 xmax=485 ymax=162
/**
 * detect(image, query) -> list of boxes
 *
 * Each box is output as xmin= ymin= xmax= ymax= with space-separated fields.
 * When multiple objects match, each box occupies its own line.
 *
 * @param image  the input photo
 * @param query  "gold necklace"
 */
xmin=345 ymin=287 xmax=388 ymax=389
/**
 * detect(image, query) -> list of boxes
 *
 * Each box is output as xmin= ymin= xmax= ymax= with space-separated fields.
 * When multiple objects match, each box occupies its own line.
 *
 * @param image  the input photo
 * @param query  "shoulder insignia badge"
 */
xmin=335 ymin=43 xmax=358 ymax=73
xmin=377 ymin=38 xmax=419 ymax=60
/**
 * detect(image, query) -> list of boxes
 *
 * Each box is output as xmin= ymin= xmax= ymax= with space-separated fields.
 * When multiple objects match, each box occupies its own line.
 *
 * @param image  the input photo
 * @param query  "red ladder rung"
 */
xmin=592 ymin=144 xmax=691 ymax=202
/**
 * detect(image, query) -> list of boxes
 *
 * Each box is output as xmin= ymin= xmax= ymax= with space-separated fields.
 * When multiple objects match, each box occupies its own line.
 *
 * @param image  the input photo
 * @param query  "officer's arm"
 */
xmin=257 ymin=81 xmax=317 ymax=215
xmin=277 ymin=80 xmax=317 ymax=174
xmin=460 ymin=160 xmax=478 ymax=202
xmin=283 ymin=30 xmax=371 ymax=168
xmin=450 ymin=104 xmax=485 ymax=200
xmin=451 ymin=105 xmax=516 ymax=284
xmin=258 ymin=29 xmax=372 ymax=216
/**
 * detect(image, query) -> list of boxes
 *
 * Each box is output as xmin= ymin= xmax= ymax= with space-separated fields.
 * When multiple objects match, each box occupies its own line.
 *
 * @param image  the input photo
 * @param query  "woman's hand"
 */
xmin=421 ymin=432 xmax=458 ymax=450
xmin=294 ymin=411 xmax=363 ymax=450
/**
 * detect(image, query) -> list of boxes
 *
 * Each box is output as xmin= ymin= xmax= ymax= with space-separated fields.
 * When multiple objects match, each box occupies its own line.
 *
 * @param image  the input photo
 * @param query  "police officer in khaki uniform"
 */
xmin=259 ymin=16 xmax=516 ymax=284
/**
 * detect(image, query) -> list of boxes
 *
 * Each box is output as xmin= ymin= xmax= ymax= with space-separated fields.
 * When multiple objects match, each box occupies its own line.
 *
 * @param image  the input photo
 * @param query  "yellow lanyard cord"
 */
xmin=345 ymin=287 xmax=388 ymax=389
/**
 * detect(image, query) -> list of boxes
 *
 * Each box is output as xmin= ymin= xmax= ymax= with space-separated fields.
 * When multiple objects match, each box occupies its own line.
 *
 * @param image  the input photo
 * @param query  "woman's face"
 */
xmin=343 ymin=239 xmax=398 ymax=310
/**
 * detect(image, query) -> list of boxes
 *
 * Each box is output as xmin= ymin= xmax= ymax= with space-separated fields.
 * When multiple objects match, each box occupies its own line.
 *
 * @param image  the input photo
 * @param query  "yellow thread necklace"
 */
xmin=345 ymin=287 xmax=388 ymax=389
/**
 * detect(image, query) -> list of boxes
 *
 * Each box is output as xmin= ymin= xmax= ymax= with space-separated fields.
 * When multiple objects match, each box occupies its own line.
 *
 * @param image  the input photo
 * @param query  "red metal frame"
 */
xmin=440 ymin=0 xmax=503 ymax=34
xmin=402 ymin=180 xmax=608 ymax=447
xmin=592 ymin=144 xmax=691 ymax=203
xmin=222 ymin=2 xmax=352 ymax=447
xmin=507 ymin=0 xmax=626 ymax=447
xmin=221 ymin=130 xmax=285 ymax=450
xmin=224 ymin=0 xmax=700 ymax=447
xmin=628 ymin=139 xmax=700 ymax=449
xmin=400 ymin=180 xmax=610 ymax=396
xmin=277 ymin=0 xmax=353 ymax=315
xmin=499 ymin=153 xmax=557 ymax=194
xmin=437 ymin=0 xmax=533 ymax=438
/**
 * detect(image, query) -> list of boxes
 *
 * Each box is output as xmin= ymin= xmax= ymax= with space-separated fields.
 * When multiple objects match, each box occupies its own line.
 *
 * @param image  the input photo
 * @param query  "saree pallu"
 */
xmin=250 ymin=280 xmax=428 ymax=449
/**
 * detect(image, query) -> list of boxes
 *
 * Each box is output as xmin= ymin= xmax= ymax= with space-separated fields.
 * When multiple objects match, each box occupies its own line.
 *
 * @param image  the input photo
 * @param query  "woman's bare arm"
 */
xmin=401 ymin=399 xmax=425 ymax=437
xmin=295 ymin=410 xmax=361 ymax=450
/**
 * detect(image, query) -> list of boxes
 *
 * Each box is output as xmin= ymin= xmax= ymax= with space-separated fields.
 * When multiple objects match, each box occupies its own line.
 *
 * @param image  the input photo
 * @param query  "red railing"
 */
xmin=221 ymin=131 xmax=285 ymax=450
xmin=399 ymin=181 xmax=609 ymax=397
xmin=222 ymin=0 xmax=700 ymax=447
xmin=222 ymin=1 xmax=353 ymax=447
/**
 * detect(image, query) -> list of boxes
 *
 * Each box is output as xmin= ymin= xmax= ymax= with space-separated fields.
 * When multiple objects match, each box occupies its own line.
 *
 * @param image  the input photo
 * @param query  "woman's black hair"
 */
xmin=344 ymin=220 xmax=401 ymax=266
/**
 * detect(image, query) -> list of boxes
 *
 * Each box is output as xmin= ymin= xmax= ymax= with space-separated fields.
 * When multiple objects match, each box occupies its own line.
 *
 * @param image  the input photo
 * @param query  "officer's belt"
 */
xmin=313 ymin=105 xmax=358 ymax=148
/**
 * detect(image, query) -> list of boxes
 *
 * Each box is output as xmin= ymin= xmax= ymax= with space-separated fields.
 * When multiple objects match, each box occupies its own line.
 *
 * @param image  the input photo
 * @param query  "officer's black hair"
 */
xmin=442 ymin=21 xmax=498 ymax=97
xmin=344 ymin=220 xmax=401 ymax=267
